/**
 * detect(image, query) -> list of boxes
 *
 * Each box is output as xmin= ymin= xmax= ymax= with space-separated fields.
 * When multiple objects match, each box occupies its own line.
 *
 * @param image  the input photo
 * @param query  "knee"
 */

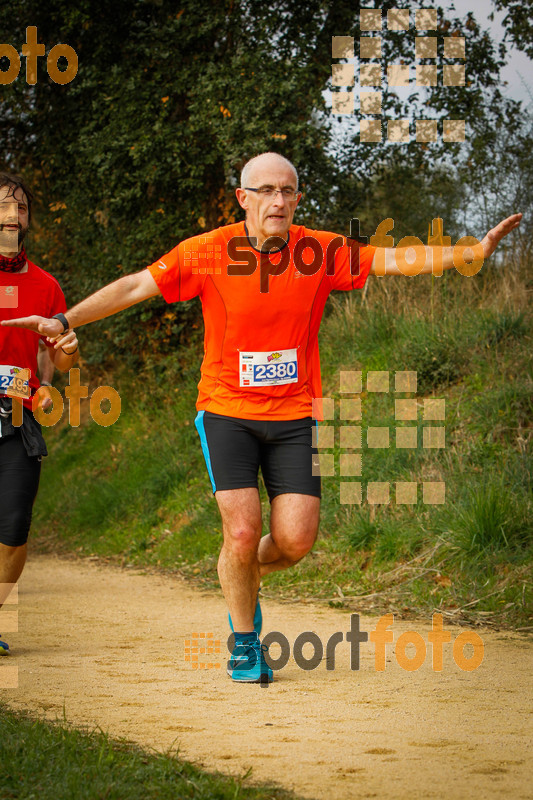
xmin=224 ymin=525 xmax=261 ymax=561
xmin=0 ymin=521 xmax=30 ymax=549
xmin=0 ymin=541 xmax=27 ymax=557
xmin=280 ymin=530 xmax=316 ymax=563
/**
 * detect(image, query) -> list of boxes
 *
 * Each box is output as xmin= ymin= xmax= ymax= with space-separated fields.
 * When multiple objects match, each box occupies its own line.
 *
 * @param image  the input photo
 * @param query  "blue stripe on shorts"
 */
xmin=194 ymin=410 xmax=217 ymax=493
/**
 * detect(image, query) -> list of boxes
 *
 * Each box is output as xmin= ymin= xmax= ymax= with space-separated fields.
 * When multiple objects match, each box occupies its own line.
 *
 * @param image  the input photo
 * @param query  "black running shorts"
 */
xmin=0 ymin=431 xmax=41 ymax=547
xmin=195 ymin=411 xmax=321 ymax=501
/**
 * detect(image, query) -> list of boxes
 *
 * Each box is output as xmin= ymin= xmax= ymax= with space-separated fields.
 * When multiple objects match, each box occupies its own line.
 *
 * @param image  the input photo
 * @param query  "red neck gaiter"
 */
xmin=0 ymin=248 xmax=27 ymax=273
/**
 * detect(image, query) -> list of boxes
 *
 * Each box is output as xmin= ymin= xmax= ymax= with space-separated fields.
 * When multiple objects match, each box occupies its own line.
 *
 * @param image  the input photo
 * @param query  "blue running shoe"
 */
xmin=0 ymin=636 xmax=9 ymax=655
xmin=227 ymin=636 xmax=273 ymax=683
xmin=228 ymin=591 xmax=262 ymax=636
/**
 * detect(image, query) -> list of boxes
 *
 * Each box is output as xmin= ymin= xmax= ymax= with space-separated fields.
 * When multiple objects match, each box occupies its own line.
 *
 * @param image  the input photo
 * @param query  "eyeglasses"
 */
xmin=244 ymin=187 xmax=301 ymax=200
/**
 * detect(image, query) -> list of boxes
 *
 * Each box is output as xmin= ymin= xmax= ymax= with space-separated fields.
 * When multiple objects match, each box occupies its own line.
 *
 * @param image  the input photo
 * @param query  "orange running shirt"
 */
xmin=148 ymin=222 xmax=375 ymax=420
xmin=0 ymin=261 xmax=67 ymax=409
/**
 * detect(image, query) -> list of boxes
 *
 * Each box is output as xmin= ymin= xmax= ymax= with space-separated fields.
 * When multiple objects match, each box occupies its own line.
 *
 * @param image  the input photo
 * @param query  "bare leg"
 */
xmin=258 ymin=494 xmax=320 ymax=576
xmin=0 ymin=543 xmax=27 ymax=607
xmin=216 ymin=488 xmax=262 ymax=632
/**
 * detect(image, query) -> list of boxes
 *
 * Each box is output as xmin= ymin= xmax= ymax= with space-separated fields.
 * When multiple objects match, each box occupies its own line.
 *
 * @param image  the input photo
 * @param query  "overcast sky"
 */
xmin=442 ymin=0 xmax=532 ymax=105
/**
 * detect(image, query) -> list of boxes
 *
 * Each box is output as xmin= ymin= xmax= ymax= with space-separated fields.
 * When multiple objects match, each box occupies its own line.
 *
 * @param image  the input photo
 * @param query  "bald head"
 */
xmin=240 ymin=153 xmax=298 ymax=190
xmin=236 ymin=152 xmax=302 ymax=249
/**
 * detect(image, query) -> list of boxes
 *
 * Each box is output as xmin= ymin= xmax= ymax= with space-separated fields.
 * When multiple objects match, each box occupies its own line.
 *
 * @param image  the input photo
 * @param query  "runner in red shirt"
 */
xmin=0 ymin=174 xmax=80 ymax=655
xmin=4 ymin=153 xmax=521 ymax=682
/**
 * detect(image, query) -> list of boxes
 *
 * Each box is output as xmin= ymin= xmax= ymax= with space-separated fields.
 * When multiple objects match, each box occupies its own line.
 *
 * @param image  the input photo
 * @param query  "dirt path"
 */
xmin=1 ymin=555 xmax=531 ymax=799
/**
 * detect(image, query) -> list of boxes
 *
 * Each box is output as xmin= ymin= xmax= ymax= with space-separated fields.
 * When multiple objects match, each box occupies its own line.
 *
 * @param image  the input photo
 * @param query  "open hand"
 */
xmin=0 ymin=315 xmax=64 ymax=338
xmin=481 ymin=214 xmax=522 ymax=259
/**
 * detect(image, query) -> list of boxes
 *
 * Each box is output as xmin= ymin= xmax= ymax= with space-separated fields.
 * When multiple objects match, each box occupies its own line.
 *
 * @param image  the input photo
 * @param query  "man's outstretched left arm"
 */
xmin=371 ymin=214 xmax=522 ymax=276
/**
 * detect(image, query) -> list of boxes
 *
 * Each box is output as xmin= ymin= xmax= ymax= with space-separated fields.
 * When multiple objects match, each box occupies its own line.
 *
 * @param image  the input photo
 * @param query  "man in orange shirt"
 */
xmin=3 ymin=153 xmax=521 ymax=683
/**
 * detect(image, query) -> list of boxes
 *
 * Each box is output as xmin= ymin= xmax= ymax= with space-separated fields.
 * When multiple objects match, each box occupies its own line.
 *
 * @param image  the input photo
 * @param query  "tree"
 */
xmin=491 ymin=0 xmax=533 ymax=58
xmin=0 ymin=0 xmax=513 ymax=362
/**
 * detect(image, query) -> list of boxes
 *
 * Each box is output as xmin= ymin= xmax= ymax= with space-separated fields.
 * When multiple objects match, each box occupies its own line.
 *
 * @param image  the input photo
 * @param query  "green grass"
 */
xmin=32 ymin=263 xmax=533 ymax=628
xmin=440 ymin=484 xmax=531 ymax=557
xmin=0 ymin=704 xmax=296 ymax=800
xmin=482 ymin=310 xmax=528 ymax=345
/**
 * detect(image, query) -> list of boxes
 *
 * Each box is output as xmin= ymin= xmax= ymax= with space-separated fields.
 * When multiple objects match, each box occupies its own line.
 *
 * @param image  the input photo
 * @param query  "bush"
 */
xmin=442 ymin=484 xmax=532 ymax=557
xmin=399 ymin=320 xmax=467 ymax=393
xmin=483 ymin=311 xmax=528 ymax=346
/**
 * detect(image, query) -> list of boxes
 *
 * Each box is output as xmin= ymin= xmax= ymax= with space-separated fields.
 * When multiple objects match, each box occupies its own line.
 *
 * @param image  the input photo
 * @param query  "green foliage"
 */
xmin=345 ymin=509 xmax=424 ymax=563
xmin=2 ymin=0 xmax=361 ymax=361
xmin=35 ymin=358 xmax=210 ymax=560
xmin=492 ymin=0 xmax=533 ymax=58
xmin=440 ymin=484 xmax=531 ymax=557
xmin=482 ymin=310 xmax=528 ymax=345
xmin=468 ymin=381 xmax=533 ymax=447
xmin=345 ymin=511 xmax=383 ymax=550
xmin=0 ymin=0 xmax=518 ymax=365
xmin=398 ymin=320 xmax=467 ymax=394
xmin=330 ymin=152 xmax=468 ymax=244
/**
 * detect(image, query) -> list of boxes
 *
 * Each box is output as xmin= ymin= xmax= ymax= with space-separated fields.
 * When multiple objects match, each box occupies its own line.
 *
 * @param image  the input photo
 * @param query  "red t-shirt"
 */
xmin=0 ymin=260 xmax=67 ymax=409
xmin=148 ymin=222 xmax=375 ymax=420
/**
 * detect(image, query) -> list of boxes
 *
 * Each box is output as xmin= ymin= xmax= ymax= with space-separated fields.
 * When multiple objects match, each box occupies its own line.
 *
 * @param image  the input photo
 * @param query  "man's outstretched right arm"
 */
xmin=1 ymin=269 xmax=161 ymax=338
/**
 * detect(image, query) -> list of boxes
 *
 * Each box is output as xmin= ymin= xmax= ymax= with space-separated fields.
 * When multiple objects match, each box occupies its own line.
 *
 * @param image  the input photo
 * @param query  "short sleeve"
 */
xmin=147 ymin=237 xmax=207 ymax=303
xmin=328 ymin=242 xmax=375 ymax=291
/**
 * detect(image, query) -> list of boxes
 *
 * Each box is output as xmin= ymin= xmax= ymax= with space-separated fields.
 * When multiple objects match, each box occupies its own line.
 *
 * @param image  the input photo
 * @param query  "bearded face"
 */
xmin=17 ymin=217 xmax=28 ymax=247
xmin=0 ymin=184 xmax=29 ymax=255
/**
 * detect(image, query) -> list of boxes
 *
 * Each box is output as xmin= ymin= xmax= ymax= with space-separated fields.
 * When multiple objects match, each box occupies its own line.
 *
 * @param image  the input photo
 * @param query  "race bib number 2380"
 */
xmin=239 ymin=349 xmax=298 ymax=387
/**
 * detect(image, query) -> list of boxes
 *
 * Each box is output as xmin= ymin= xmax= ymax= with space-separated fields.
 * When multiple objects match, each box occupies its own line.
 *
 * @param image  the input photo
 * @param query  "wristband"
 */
xmin=52 ymin=312 xmax=69 ymax=332
xmin=40 ymin=381 xmax=52 ymax=387
xmin=61 ymin=345 xmax=78 ymax=355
